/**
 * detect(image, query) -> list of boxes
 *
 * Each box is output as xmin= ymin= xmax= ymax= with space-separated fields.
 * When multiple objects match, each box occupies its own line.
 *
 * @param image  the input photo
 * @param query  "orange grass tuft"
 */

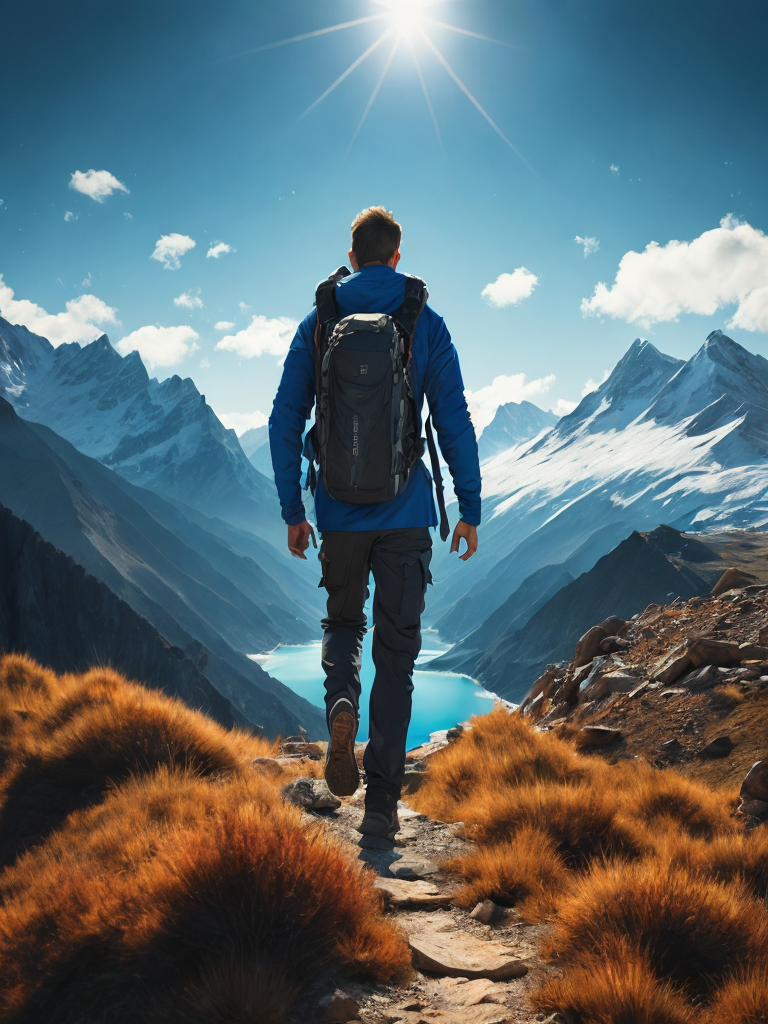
xmin=543 ymin=860 xmax=768 ymax=999
xmin=534 ymin=942 xmax=697 ymax=1024
xmin=703 ymin=963 xmax=768 ymax=1024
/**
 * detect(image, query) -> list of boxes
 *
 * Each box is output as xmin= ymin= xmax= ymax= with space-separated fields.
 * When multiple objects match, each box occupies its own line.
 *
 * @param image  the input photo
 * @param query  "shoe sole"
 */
xmin=357 ymin=809 xmax=399 ymax=842
xmin=325 ymin=711 xmax=359 ymax=797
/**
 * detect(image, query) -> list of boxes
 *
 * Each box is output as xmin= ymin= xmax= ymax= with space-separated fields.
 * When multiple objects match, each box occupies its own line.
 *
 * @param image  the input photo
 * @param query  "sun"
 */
xmin=236 ymin=1 xmax=524 ymax=160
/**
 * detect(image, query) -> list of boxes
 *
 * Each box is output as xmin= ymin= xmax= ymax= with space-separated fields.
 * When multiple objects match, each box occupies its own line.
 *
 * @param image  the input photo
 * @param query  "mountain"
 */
xmin=0 ymin=503 xmax=245 ymax=731
xmin=240 ymin=424 xmax=274 ymax=476
xmin=435 ymin=526 xmax=714 ymax=702
xmin=0 ymin=395 xmax=324 ymax=738
xmin=428 ymin=331 xmax=768 ymax=644
xmin=0 ymin=317 xmax=281 ymax=539
xmin=477 ymin=401 xmax=558 ymax=463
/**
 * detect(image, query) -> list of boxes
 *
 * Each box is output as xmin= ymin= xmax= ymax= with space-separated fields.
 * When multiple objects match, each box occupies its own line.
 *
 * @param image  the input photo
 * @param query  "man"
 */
xmin=269 ymin=207 xmax=480 ymax=844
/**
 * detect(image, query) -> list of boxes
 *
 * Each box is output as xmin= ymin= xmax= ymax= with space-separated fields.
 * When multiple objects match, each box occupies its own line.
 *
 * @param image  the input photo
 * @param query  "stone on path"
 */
xmin=470 ymin=899 xmax=502 ymax=925
xmin=319 ymin=990 xmax=360 ymax=1022
xmin=406 ymin=912 xmax=529 ymax=981
xmin=391 ymin=1004 xmax=512 ymax=1024
xmin=374 ymin=877 xmax=453 ymax=909
xmin=393 ymin=857 xmax=440 ymax=880
xmin=280 ymin=777 xmax=342 ymax=811
xmin=435 ymin=977 xmax=507 ymax=1006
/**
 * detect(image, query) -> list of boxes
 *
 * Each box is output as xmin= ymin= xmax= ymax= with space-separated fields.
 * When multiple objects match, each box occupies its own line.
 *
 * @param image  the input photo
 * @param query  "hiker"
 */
xmin=269 ymin=207 xmax=480 ymax=845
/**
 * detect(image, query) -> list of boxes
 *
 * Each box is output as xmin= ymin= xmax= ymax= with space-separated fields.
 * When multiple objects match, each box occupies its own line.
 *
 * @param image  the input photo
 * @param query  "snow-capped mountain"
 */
xmin=430 ymin=330 xmax=768 ymax=642
xmin=240 ymin=424 xmax=273 ymax=477
xmin=477 ymin=400 xmax=558 ymax=463
xmin=0 ymin=317 xmax=279 ymax=538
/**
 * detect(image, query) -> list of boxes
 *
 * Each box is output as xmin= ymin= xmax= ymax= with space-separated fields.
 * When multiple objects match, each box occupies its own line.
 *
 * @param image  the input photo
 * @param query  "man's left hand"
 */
xmin=450 ymin=521 xmax=478 ymax=561
xmin=288 ymin=520 xmax=317 ymax=559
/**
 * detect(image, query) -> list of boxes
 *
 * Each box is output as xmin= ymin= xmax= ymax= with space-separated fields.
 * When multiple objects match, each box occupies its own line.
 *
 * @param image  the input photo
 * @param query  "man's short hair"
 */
xmin=351 ymin=207 xmax=402 ymax=266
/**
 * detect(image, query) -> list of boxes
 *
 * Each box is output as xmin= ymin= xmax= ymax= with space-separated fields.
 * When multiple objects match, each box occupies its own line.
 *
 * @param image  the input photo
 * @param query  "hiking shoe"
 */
xmin=324 ymin=698 xmax=360 ymax=797
xmin=358 ymin=786 xmax=400 ymax=848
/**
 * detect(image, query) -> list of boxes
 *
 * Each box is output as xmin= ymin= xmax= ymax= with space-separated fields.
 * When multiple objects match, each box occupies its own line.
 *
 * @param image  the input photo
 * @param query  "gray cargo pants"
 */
xmin=318 ymin=527 xmax=432 ymax=799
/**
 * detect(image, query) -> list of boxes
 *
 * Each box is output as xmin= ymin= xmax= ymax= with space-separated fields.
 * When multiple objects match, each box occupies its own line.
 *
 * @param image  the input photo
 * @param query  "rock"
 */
xmin=573 ymin=625 xmax=609 ymax=668
xmin=600 ymin=669 xmax=643 ymax=694
xmin=759 ymin=628 xmax=768 ymax=647
xmin=406 ymin=738 xmax=448 ymax=762
xmin=711 ymin=567 xmax=759 ymax=597
xmin=528 ymin=669 xmax=558 ymax=702
xmin=660 ymin=738 xmax=683 ymax=754
xmin=628 ymin=681 xmax=650 ymax=699
xmin=447 ymin=724 xmax=465 ymax=742
xmin=279 ymin=741 xmax=324 ymax=759
xmin=435 ymin=977 xmax=507 ymax=1006
xmin=280 ymin=777 xmax=342 ymax=811
xmin=599 ymin=636 xmax=632 ymax=654
xmin=374 ymin=877 xmax=452 ymax=908
xmin=740 ymin=760 xmax=768 ymax=803
xmin=407 ymin=912 xmax=529 ymax=981
xmin=738 ymin=643 xmax=768 ymax=661
xmin=319 ymin=991 xmax=360 ymax=1022
xmin=659 ymin=687 xmax=688 ymax=698
xmin=251 ymin=756 xmax=282 ymax=777
xmin=650 ymin=646 xmax=692 ymax=684
xmin=699 ymin=736 xmax=734 ymax=759
xmin=470 ymin=899 xmax=502 ymax=925
xmin=576 ymin=726 xmax=622 ymax=750
xmin=682 ymin=664 xmax=721 ymax=693
xmin=402 ymin=762 xmax=428 ymax=795
xmin=392 ymin=1003 xmax=511 ymax=1024
xmin=599 ymin=615 xmax=628 ymax=636
xmin=393 ymin=857 xmax=440 ymax=881
xmin=687 ymin=638 xmax=742 ymax=668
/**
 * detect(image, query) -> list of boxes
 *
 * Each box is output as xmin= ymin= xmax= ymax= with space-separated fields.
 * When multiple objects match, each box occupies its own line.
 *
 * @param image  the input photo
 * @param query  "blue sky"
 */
xmin=2 ymin=0 xmax=767 ymax=433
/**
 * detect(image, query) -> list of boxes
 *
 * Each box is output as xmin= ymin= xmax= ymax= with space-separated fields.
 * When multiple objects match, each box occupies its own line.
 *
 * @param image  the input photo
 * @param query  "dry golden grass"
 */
xmin=0 ymin=654 xmax=410 ymax=1023
xmin=411 ymin=708 xmax=768 ymax=1021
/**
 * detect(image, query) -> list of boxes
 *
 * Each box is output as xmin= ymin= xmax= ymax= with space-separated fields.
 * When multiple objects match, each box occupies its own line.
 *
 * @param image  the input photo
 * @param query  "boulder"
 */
xmin=687 ymin=638 xmax=742 ymax=668
xmin=528 ymin=669 xmax=558 ymax=702
xmin=740 ymin=760 xmax=768 ymax=803
xmin=682 ymin=664 xmax=721 ymax=693
xmin=576 ymin=725 xmax=623 ymax=750
xmin=573 ymin=625 xmax=609 ymax=668
xmin=599 ymin=615 xmax=628 ymax=636
xmin=599 ymin=636 xmax=632 ymax=654
xmin=251 ymin=756 xmax=282 ymax=777
xmin=660 ymin=738 xmax=683 ymax=754
xmin=600 ymin=669 xmax=644 ymax=695
xmin=280 ymin=777 xmax=342 ymax=811
xmin=651 ymin=646 xmax=692 ymax=684
xmin=711 ymin=567 xmax=759 ymax=597
xmin=699 ymin=736 xmax=734 ymax=759
xmin=406 ymin=912 xmax=529 ymax=980
xmin=738 ymin=643 xmax=768 ymax=661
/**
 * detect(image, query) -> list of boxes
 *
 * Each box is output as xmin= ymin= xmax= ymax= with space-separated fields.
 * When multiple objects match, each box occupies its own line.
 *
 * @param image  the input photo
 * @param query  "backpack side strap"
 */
xmin=392 ymin=275 xmax=428 ymax=342
xmin=425 ymin=415 xmax=450 ymax=543
xmin=314 ymin=266 xmax=351 ymax=332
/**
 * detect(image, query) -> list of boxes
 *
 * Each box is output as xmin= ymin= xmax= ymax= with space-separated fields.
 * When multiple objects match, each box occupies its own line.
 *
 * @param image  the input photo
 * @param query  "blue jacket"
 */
xmin=269 ymin=264 xmax=481 ymax=533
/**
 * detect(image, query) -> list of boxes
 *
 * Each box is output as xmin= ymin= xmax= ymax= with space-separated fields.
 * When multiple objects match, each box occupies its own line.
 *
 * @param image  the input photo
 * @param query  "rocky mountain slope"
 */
xmin=433 ymin=525 xmax=714 ymax=701
xmin=430 ymin=331 xmax=768 ymax=646
xmin=0 ymin=316 xmax=281 ymax=539
xmin=0 ymin=504 xmax=244 ymax=730
xmin=0 ymin=395 xmax=324 ymax=738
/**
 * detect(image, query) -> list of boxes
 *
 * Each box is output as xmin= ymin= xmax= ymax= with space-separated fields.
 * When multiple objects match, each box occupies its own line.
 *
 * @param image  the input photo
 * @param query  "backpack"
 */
xmin=304 ymin=266 xmax=449 ymax=541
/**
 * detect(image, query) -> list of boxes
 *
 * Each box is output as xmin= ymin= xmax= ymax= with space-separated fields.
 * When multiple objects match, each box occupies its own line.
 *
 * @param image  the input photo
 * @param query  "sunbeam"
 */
xmin=423 ymin=18 xmax=519 ymax=48
xmin=300 ymin=31 xmax=393 ymax=120
xmin=408 ymin=37 xmax=444 ymax=152
xmin=419 ymin=31 xmax=528 ymax=164
xmin=231 ymin=14 xmax=386 ymax=57
xmin=347 ymin=36 xmax=402 ymax=154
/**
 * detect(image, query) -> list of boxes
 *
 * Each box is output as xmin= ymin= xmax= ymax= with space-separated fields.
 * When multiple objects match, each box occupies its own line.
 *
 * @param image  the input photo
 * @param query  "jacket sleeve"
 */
xmin=422 ymin=310 xmax=482 ymax=526
xmin=268 ymin=310 xmax=317 ymax=526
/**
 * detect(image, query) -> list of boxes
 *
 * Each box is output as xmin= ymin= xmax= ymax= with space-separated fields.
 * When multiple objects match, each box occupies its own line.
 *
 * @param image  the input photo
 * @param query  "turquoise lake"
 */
xmin=259 ymin=630 xmax=496 ymax=749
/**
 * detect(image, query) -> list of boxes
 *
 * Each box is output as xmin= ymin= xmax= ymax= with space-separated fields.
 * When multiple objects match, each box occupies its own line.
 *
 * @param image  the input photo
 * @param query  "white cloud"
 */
xmin=581 ymin=368 xmax=611 ymax=396
xmin=574 ymin=235 xmax=600 ymax=258
xmin=218 ymin=410 xmax=269 ymax=435
xmin=214 ymin=320 xmax=235 ymax=331
xmin=551 ymin=398 xmax=578 ymax=417
xmin=69 ymin=169 xmax=129 ymax=202
xmin=610 ymin=163 xmax=620 ymax=175
xmin=481 ymin=268 xmax=539 ymax=308
xmin=465 ymin=372 xmax=556 ymax=435
xmin=215 ymin=315 xmax=298 ymax=360
xmin=239 ymin=301 xmax=251 ymax=311
xmin=174 ymin=289 xmax=203 ymax=310
xmin=0 ymin=274 xmax=118 ymax=347
xmin=581 ymin=215 xmax=768 ymax=331
xmin=64 ymin=210 xmax=78 ymax=223
xmin=81 ymin=272 xmax=92 ymax=288
xmin=124 ymin=212 xmax=133 ymax=220
xmin=150 ymin=233 xmax=196 ymax=270
xmin=116 ymin=325 xmax=199 ymax=369
xmin=199 ymin=357 xmax=210 ymax=369
xmin=206 ymin=241 xmax=235 ymax=259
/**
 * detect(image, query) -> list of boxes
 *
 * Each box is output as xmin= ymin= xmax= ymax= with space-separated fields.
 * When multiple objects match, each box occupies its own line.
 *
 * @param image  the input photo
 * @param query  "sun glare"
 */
xmin=237 ymin=1 xmax=523 ymax=159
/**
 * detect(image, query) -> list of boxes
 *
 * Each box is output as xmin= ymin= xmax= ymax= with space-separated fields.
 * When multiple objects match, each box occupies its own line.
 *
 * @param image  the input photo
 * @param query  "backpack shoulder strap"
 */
xmin=314 ymin=266 xmax=351 ymax=334
xmin=391 ymin=275 xmax=428 ymax=342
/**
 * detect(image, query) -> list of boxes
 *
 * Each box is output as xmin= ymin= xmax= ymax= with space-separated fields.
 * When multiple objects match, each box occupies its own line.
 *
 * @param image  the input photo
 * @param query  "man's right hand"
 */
xmin=288 ymin=520 xmax=316 ymax=560
xmin=450 ymin=521 xmax=478 ymax=561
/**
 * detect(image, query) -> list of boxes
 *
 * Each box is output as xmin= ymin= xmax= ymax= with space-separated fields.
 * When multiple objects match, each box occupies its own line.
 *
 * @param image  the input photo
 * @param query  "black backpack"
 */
xmin=304 ymin=266 xmax=449 ymax=540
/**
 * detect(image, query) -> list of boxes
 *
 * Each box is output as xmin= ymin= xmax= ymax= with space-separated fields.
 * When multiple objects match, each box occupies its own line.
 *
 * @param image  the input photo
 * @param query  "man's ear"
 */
xmin=349 ymin=249 xmax=360 ymax=272
xmin=390 ymin=250 xmax=401 ymax=269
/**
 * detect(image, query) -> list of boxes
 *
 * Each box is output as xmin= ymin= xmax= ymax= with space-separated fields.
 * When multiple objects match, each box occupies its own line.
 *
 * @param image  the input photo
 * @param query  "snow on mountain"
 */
xmin=0 ymin=317 xmax=280 ymax=537
xmin=477 ymin=400 xmax=558 ymax=463
xmin=240 ymin=424 xmax=273 ymax=476
xmin=430 ymin=331 xmax=768 ymax=642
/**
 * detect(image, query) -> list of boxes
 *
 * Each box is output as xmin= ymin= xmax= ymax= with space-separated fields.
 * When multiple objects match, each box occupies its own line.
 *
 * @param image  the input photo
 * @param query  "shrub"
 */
xmin=704 ymin=964 xmax=768 ymax=1024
